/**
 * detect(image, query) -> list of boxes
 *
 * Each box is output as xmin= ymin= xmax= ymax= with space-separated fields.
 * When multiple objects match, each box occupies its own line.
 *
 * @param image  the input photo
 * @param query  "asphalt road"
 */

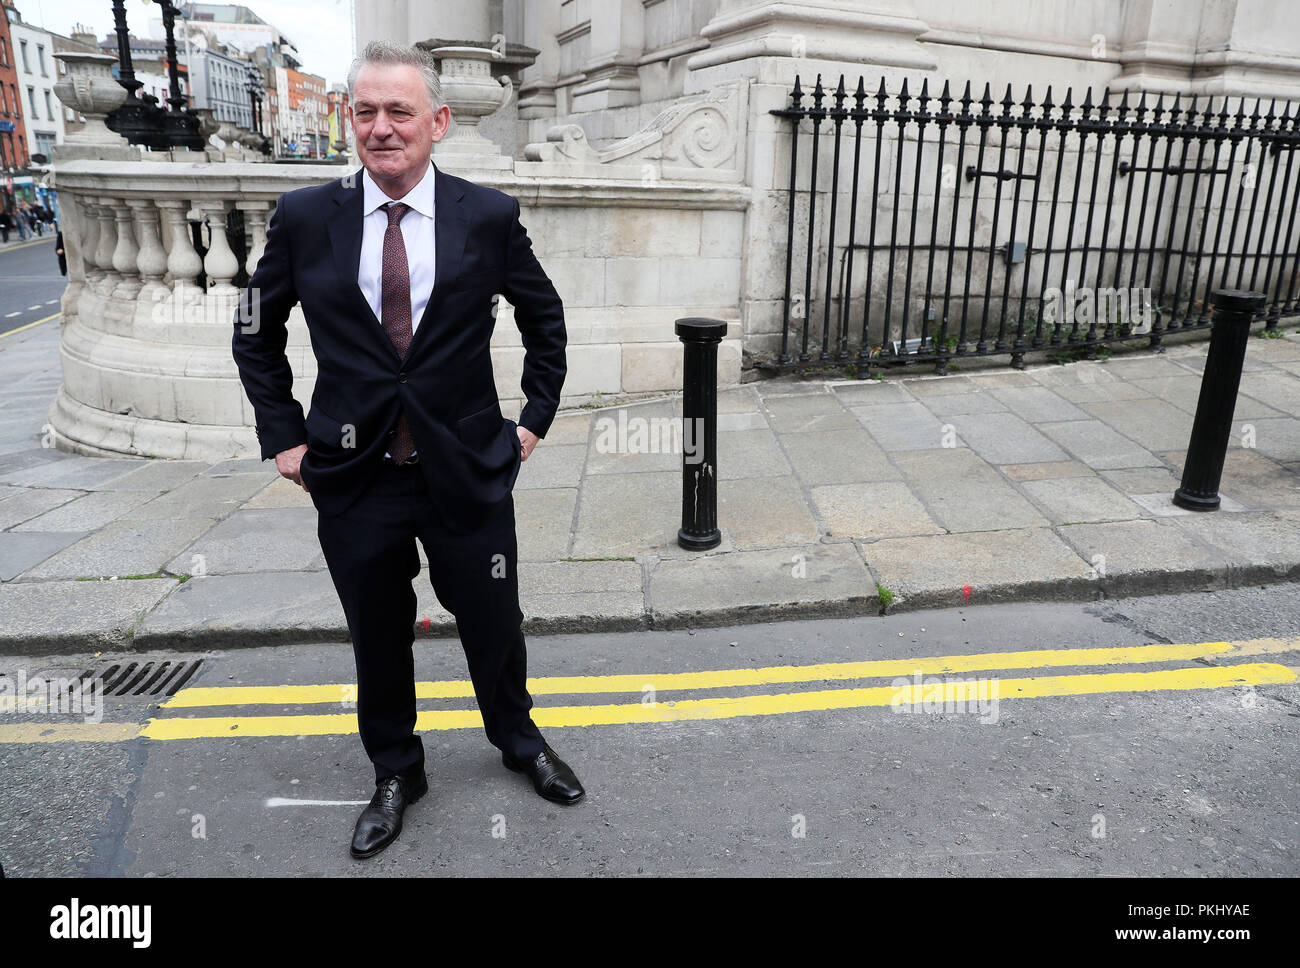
xmin=1 ymin=586 xmax=1297 ymax=877
xmin=0 ymin=237 xmax=64 ymax=337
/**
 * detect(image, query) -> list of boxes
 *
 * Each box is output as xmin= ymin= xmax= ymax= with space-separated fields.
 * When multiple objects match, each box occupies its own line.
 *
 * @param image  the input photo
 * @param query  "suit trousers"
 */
xmin=316 ymin=457 xmax=546 ymax=783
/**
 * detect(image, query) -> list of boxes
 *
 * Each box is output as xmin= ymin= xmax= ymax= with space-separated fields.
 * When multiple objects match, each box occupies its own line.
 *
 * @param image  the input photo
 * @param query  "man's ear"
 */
xmin=430 ymin=104 xmax=452 ymax=143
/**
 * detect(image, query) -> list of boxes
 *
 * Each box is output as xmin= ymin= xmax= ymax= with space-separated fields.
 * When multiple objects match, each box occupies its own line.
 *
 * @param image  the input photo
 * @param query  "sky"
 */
xmin=17 ymin=0 xmax=357 ymax=86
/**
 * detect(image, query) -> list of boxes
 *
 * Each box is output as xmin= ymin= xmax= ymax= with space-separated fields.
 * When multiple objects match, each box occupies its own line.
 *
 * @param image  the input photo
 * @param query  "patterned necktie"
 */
xmin=381 ymin=201 xmax=416 ymax=463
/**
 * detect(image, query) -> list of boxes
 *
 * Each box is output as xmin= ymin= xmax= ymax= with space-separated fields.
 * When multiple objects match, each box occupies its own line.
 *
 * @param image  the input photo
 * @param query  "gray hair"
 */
xmin=346 ymin=40 xmax=442 ymax=109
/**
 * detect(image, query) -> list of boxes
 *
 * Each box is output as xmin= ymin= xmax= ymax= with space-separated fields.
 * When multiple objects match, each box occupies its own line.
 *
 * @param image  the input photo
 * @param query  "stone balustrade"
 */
xmin=47 ymin=155 xmax=749 ymax=460
xmin=46 ymin=161 xmax=336 ymax=459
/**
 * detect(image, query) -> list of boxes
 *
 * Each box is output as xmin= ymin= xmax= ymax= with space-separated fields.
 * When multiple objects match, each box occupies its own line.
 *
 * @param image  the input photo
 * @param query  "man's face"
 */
xmin=349 ymin=63 xmax=450 ymax=186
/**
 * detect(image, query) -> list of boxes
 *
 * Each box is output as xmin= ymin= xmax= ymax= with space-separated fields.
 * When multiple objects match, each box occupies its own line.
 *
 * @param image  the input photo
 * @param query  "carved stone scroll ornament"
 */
xmin=522 ymin=82 xmax=748 ymax=183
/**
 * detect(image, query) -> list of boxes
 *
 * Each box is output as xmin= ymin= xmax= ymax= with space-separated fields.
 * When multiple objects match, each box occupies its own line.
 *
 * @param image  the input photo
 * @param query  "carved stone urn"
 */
xmin=52 ymin=51 xmax=128 ymax=145
xmin=430 ymin=45 xmax=512 ymax=162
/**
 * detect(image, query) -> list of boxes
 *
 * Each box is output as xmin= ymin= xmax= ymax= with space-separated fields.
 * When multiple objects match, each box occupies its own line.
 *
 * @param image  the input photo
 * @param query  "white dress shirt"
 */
xmin=358 ymin=162 xmax=436 ymax=333
xmin=359 ymin=162 xmax=436 ymax=458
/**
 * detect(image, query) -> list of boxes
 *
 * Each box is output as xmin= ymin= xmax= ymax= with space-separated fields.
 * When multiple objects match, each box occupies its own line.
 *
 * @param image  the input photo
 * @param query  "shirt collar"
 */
xmin=361 ymin=161 xmax=435 ymax=219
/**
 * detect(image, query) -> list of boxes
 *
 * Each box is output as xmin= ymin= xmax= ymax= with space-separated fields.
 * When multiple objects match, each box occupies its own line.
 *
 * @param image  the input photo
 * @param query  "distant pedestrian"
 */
xmin=0 ymin=210 xmax=10 ymax=244
xmin=55 ymin=228 xmax=66 ymax=275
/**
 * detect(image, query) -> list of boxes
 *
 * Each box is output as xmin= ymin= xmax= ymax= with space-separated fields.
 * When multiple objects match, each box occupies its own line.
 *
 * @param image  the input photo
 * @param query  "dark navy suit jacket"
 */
xmin=232 ymin=164 xmax=567 ymax=530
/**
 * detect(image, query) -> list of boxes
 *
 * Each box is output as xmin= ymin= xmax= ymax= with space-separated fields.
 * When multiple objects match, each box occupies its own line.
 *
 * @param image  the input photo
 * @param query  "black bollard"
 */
xmin=1172 ymin=289 xmax=1265 ymax=511
xmin=676 ymin=317 xmax=727 ymax=550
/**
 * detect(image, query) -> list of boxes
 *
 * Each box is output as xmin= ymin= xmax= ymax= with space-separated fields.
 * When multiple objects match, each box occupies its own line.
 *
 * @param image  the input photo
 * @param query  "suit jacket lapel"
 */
xmin=326 ymin=172 xmax=401 ymax=362
xmin=406 ymin=164 xmax=468 ymax=359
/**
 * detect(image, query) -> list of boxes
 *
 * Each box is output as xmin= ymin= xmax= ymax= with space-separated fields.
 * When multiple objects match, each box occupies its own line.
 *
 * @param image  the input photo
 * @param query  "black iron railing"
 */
xmin=770 ymin=75 xmax=1300 ymax=375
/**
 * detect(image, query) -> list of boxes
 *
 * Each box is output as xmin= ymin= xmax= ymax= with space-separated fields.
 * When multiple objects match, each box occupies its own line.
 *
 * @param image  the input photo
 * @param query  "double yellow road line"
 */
xmin=2 ymin=638 xmax=1295 ymax=744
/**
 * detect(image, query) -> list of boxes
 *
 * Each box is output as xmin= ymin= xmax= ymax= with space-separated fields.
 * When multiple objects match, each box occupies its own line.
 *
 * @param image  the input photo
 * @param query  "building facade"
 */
xmin=153 ymin=2 xmax=300 ymax=157
xmin=0 ymin=1 xmax=27 ymax=177
xmin=5 ymin=3 xmax=61 ymax=162
xmin=186 ymin=40 xmax=254 ymax=128
xmin=284 ymin=67 xmax=328 ymax=158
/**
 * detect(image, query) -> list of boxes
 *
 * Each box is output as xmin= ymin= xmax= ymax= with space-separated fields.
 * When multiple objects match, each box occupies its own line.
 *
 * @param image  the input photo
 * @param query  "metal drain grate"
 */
xmin=77 ymin=659 xmax=204 ymax=699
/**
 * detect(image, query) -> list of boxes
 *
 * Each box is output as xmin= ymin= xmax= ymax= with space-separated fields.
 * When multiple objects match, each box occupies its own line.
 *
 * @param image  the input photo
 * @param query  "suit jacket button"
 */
xmin=398 ymin=372 xmax=407 ymax=383
xmin=387 ymin=429 xmax=397 ymax=438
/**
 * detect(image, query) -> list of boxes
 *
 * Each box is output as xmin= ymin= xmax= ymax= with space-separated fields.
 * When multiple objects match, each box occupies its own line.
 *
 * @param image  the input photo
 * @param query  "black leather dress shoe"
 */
xmin=502 ymin=744 xmax=585 ymax=805
xmin=350 ymin=773 xmax=427 ymax=859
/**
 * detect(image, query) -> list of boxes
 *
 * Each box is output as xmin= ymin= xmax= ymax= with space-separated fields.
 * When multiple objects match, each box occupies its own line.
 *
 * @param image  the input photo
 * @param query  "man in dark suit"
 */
xmin=232 ymin=41 xmax=584 ymax=860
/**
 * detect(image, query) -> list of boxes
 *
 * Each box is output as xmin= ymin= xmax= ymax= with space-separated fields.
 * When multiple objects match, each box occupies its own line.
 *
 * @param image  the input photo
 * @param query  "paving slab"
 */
xmin=514 ymin=444 xmax=587 ymax=489
xmin=762 ymin=390 xmax=857 ymax=433
xmin=913 ymin=388 xmax=1007 ymax=417
xmin=968 ymin=372 xmax=1037 ymax=388
xmin=118 ymin=472 xmax=274 ymax=522
xmin=516 ymin=487 xmax=579 ymax=561
xmin=1100 ymin=355 xmax=1198 ymax=380
xmin=863 ymin=527 xmax=1096 ymax=610
xmin=1039 ymin=419 xmax=1163 ymax=469
xmin=538 ymin=411 xmax=594 ymax=445
xmin=905 ymin=375 xmax=980 ymax=397
xmin=777 ymin=427 xmax=898 ymax=485
xmin=517 ymin=559 xmax=645 ymax=634
xmin=11 ymin=489 xmax=161 ymax=532
xmin=1246 ymin=334 xmax=1300 ymax=362
xmin=570 ymin=470 xmax=679 ymax=559
xmin=716 ymin=475 xmax=820 ymax=550
xmin=1129 ymin=375 xmax=1283 ymax=421
xmin=810 ymin=481 xmax=944 ymax=539
xmin=1128 ymin=491 xmax=1245 ymax=516
xmin=584 ymin=411 xmax=681 ymax=473
xmin=989 ymin=386 xmax=1091 ymax=423
xmin=1019 ymin=476 xmax=1149 ymax=525
xmin=1167 ymin=510 xmax=1300 ymax=582
xmin=163 ymin=507 xmax=326 ymax=576
xmin=17 ymin=516 xmax=219 ymax=581
xmin=1230 ymin=417 xmax=1300 ymax=462
xmin=1161 ymin=449 xmax=1300 ymax=510
xmin=133 ymin=571 xmax=348 ymax=650
xmin=851 ymin=401 xmax=959 ymax=452
xmin=1053 ymin=519 xmax=1234 ymax=596
xmin=1100 ymin=466 xmax=1183 ymax=494
xmin=1052 ymin=381 xmax=1154 ymax=404
xmin=947 ymin=412 xmax=1070 ymax=465
xmin=1026 ymin=361 xmax=1118 ymax=387
xmin=201 ymin=458 xmax=269 ymax=476
xmin=999 ymin=460 xmax=1096 ymax=482
xmin=97 ymin=460 xmax=210 ymax=492
xmin=0 ymin=486 xmax=83 ymax=530
xmin=240 ymin=476 xmax=314 ymax=509
xmin=0 ymin=456 xmax=146 ymax=490
xmin=1079 ymin=399 xmax=1197 ymax=452
xmin=0 ymin=576 xmax=177 ymax=654
xmin=892 ymin=448 xmax=1049 ymax=532
xmin=0 ymin=530 xmax=89 ymax=581
xmin=830 ymin=382 xmax=916 ymax=406
xmin=0 ymin=449 xmax=73 ymax=480
xmin=1234 ymin=371 xmax=1300 ymax=416
xmin=717 ymin=428 xmax=793 ymax=479
xmin=647 ymin=542 xmax=873 ymax=628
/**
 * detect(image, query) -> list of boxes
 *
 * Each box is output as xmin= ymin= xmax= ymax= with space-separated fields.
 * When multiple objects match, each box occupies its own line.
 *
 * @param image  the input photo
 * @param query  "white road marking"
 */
xmin=4 ymin=312 xmax=18 ymax=318
xmin=264 ymin=797 xmax=370 ymax=808
xmin=26 ymin=305 xmax=40 ymax=310
xmin=45 ymin=299 xmax=57 ymax=305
